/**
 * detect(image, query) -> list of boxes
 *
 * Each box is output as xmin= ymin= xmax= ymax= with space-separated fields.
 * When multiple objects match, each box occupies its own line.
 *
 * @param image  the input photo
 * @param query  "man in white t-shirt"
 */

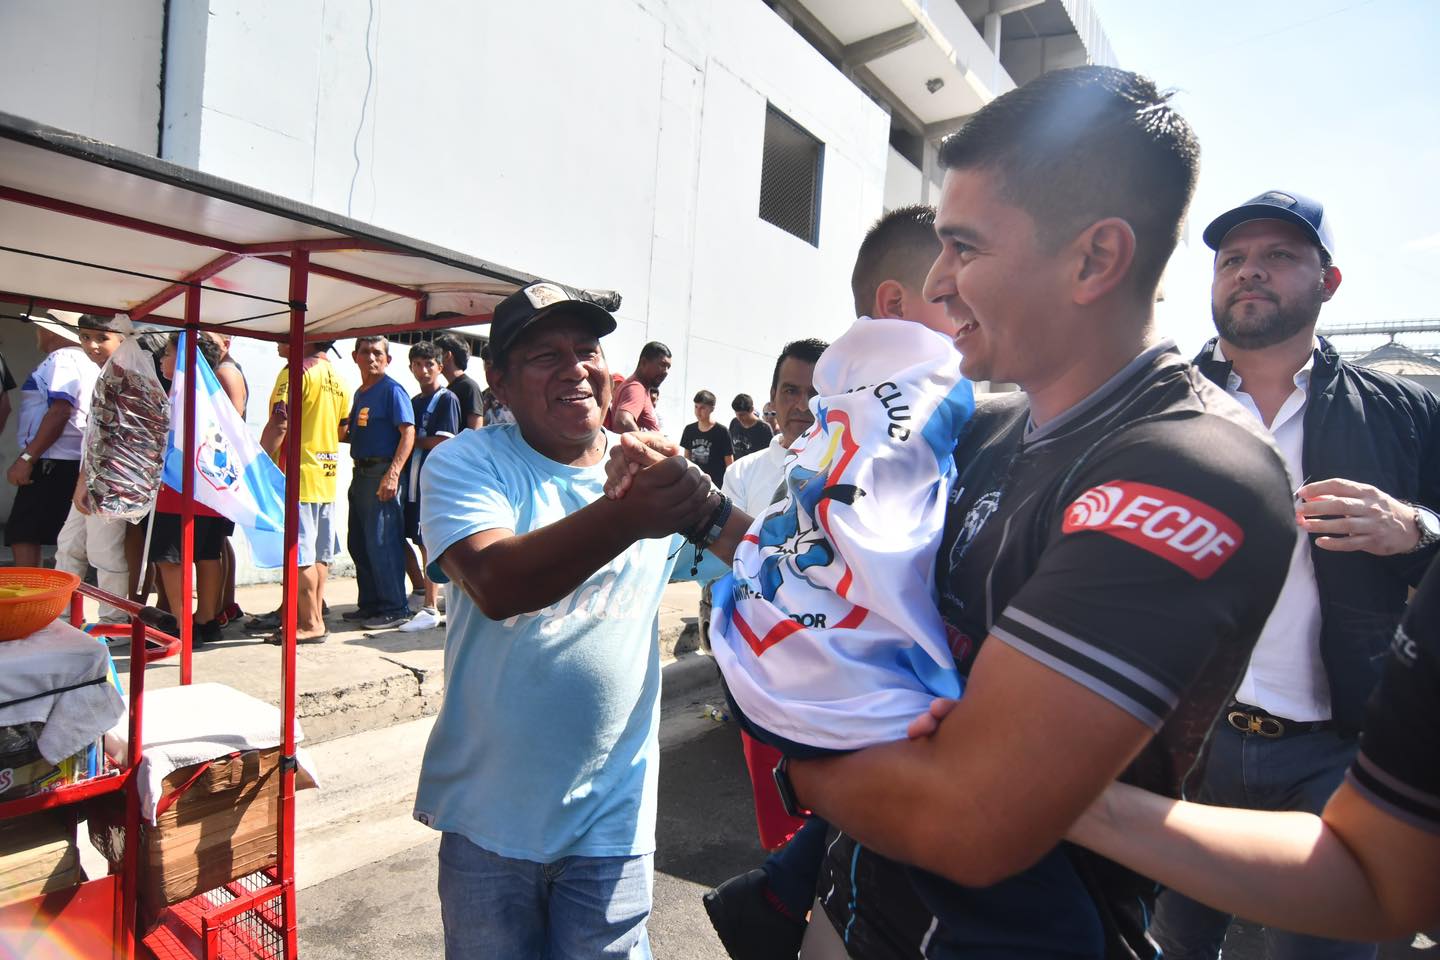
xmin=6 ymin=312 xmax=98 ymax=568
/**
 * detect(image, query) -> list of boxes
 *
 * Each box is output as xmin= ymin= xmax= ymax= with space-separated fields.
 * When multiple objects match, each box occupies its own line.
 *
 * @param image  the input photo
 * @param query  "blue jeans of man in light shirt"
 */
xmin=1148 ymin=722 xmax=1376 ymax=960
xmin=438 ymin=832 xmax=653 ymax=959
xmin=348 ymin=459 xmax=409 ymax=620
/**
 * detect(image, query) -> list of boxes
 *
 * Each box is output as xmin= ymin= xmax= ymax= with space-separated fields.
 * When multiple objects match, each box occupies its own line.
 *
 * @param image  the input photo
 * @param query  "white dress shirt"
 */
xmin=721 ymin=432 xmax=792 ymax=516
xmin=1216 ymin=341 xmax=1330 ymax=721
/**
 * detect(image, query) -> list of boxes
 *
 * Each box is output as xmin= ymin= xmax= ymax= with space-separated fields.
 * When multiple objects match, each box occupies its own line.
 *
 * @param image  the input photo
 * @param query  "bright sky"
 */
xmin=1094 ymin=0 xmax=1440 ymax=356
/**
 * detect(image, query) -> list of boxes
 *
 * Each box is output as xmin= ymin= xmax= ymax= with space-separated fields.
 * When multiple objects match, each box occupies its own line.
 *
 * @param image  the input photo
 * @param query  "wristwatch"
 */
xmin=18 ymin=452 xmax=32 ymax=463
xmin=772 ymin=755 xmax=810 ymax=820
xmin=1407 ymin=502 xmax=1440 ymax=553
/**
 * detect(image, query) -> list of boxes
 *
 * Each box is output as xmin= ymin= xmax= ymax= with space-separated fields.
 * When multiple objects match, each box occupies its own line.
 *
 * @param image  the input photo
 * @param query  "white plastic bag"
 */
xmin=84 ymin=330 xmax=171 ymax=521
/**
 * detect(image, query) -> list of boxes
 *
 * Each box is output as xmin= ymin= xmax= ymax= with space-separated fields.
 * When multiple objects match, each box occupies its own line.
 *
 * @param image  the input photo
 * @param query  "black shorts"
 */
xmin=5 ymin=459 xmax=81 ymax=546
xmin=148 ymin=512 xmax=230 ymax=563
xmin=404 ymin=499 xmax=423 ymax=546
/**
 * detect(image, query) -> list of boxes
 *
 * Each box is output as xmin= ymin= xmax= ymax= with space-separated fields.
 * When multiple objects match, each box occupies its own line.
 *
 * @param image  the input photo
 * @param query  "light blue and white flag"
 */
xmin=163 ymin=333 xmax=288 ymax=568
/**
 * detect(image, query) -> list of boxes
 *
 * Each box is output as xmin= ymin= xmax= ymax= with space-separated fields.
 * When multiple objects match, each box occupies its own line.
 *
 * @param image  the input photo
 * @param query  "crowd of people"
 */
xmin=4 ymin=61 xmax=1438 ymax=960
xmin=0 ymin=320 xmax=516 ymax=641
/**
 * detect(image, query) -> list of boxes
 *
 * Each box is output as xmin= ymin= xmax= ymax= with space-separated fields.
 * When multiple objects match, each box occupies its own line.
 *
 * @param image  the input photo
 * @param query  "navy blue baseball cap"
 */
xmin=488 ymin=281 xmax=618 ymax=360
xmin=1203 ymin=190 xmax=1335 ymax=259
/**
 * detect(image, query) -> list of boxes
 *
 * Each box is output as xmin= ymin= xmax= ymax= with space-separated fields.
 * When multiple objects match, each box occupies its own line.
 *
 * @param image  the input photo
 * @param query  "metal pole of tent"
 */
xmin=117 ymin=614 xmax=147 ymax=959
xmin=277 ymin=250 xmax=307 ymax=958
xmin=180 ymin=287 xmax=201 ymax=685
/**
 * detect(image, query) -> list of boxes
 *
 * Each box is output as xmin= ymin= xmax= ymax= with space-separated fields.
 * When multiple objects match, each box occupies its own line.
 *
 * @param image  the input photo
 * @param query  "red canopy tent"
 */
xmin=0 ymin=110 xmax=615 ymax=959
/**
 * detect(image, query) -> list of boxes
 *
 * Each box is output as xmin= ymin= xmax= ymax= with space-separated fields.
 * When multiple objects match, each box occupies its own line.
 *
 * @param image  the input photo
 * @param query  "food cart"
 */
xmin=0 ymin=110 xmax=607 ymax=959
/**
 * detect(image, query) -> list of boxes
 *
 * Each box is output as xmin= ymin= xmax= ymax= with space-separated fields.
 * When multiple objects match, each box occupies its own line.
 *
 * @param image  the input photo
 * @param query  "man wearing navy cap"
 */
xmin=413 ymin=281 xmax=715 ymax=958
xmin=1151 ymin=192 xmax=1440 ymax=960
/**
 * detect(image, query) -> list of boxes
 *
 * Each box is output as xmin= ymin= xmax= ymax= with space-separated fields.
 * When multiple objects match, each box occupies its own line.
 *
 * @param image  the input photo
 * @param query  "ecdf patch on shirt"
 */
xmin=1062 ymin=481 xmax=1243 ymax=579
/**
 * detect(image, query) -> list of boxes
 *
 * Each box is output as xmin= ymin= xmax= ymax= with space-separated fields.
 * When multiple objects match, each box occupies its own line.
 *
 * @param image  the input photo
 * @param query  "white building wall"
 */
xmin=158 ymin=0 xmax=888 ymax=580
xmin=0 ymin=0 xmax=164 ymax=155
xmin=0 ymin=0 xmax=891 ymax=581
xmin=0 ymin=0 xmax=164 ymax=526
xmin=884 ymin=148 xmax=925 ymax=212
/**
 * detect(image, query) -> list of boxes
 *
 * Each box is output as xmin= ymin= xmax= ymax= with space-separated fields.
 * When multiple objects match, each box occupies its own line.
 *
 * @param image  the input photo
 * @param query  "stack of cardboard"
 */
xmin=92 ymin=748 xmax=281 ymax=912
xmin=0 ymin=810 xmax=80 ymax=906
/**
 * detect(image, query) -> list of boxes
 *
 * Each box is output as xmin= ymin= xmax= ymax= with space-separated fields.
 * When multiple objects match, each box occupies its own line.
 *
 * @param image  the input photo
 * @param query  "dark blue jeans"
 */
xmin=1149 ymin=721 xmax=1377 ymax=960
xmin=438 ymin=832 xmax=653 ymax=959
xmin=348 ymin=461 xmax=408 ymax=619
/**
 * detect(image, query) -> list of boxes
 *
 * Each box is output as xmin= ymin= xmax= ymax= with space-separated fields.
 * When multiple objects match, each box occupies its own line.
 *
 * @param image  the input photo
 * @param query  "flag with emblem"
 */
xmin=162 ymin=333 xmax=287 ymax=567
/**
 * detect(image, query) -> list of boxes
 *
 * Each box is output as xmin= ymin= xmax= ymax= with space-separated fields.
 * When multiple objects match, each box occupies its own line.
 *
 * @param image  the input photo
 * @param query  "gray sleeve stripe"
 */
xmin=992 ymin=627 xmax=1166 ymax=731
xmin=1353 ymin=751 xmax=1440 ymax=815
xmin=1345 ymin=769 xmax=1440 ymax=837
xmin=1004 ymin=607 xmax=1181 ymax=707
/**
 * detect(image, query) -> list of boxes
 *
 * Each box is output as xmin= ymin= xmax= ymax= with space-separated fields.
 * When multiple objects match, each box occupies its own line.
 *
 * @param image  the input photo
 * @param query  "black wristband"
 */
xmin=688 ymin=493 xmax=732 ymax=548
xmin=772 ymin=755 xmax=810 ymax=820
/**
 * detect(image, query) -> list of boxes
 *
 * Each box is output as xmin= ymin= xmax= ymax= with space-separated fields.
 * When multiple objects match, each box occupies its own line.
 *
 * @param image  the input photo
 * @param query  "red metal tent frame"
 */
xmin=0 ymin=111 xmax=617 ymax=959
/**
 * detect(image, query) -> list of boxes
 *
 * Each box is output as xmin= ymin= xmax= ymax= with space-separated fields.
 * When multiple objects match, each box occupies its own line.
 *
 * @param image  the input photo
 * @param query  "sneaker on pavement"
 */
xmin=340 ymin=608 xmax=373 ymax=623
xmin=193 ymin=619 xmax=223 ymax=647
xmin=364 ymin=612 xmax=411 ymax=630
xmin=702 ymin=869 xmax=805 ymax=960
xmin=399 ymin=608 xmax=441 ymax=632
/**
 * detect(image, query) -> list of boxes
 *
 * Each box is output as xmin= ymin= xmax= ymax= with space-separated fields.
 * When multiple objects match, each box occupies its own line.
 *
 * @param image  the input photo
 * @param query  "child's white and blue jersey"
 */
xmin=415 ymin=424 xmax=679 ymax=861
xmin=710 ymin=317 xmax=974 ymax=752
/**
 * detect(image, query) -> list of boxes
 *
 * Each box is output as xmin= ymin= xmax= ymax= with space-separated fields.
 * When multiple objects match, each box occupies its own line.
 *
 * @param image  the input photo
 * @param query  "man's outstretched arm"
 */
xmin=438 ymin=454 xmax=713 ymax=621
xmin=605 ymin=431 xmax=754 ymax=565
xmin=789 ymin=637 xmax=1154 ymax=887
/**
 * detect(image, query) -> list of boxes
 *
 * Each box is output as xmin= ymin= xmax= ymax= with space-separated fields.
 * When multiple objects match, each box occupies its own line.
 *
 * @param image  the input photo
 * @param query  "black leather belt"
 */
xmin=1225 ymin=703 xmax=1333 ymax=739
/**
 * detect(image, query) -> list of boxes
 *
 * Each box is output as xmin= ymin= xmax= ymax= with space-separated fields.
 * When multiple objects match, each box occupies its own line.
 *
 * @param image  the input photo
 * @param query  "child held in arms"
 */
xmin=709 ymin=302 xmax=973 ymax=756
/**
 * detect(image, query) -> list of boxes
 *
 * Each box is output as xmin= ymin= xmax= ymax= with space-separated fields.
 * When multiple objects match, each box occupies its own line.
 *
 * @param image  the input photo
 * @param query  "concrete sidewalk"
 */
xmin=94 ymin=576 xmax=705 ymax=743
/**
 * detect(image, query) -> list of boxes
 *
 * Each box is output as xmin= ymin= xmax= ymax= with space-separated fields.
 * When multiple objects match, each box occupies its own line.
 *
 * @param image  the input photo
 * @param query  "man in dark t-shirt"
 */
xmin=603 ymin=66 xmax=1297 ymax=959
xmin=768 ymin=68 xmax=1296 ymax=959
xmin=728 ymin=393 xmax=772 ymax=459
xmin=433 ymin=333 xmax=485 ymax=430
xmin=680 ymin=389 xmax=733 ymax=487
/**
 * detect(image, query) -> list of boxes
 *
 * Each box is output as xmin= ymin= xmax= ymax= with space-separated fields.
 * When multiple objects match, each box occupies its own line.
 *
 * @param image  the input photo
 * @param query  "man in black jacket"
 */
xmin=1151 ymin=190 xmax=1440 ymax=960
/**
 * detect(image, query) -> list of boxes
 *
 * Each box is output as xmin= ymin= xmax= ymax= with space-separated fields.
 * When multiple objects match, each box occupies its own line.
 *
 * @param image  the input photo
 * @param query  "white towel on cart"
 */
xmin=0 ymin=620 xmax=125 ymax=763
xmin=104 ymin=681 xmax=320 ymax=824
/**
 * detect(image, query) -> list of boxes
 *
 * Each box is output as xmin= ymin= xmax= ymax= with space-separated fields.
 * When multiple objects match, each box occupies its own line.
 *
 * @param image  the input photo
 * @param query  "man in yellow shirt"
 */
xmin=259 ymin=339 xmax=351 ymax=642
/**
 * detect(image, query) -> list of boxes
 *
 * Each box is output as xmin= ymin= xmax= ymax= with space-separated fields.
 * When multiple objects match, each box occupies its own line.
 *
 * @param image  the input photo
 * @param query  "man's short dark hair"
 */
xmin=354 ymin=334 xmax=390 ymax=356
xmin=851 ymin=204 xmax=940 ymax=317
xmin=434 ymin=333 xmax=470 ymax=370
xmin=639 ymin=341 xmax=671 ymax=363
xmin=937 ymin=65 xmax=1199 ymax=297
xmin=770 ymin=338 xmax=829 ymax=396
xmin=409 ymin=341 xmax=442 ymax=364
xmin=694 ymin=390 xmax=716 ymax=407
xmin=732 ymin=393 xmax=754 ymax=414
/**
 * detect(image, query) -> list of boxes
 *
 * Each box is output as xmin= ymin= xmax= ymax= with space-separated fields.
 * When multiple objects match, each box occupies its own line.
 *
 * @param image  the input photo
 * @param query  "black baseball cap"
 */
xmin=489 ymin=282 xmax=617 ymax=359
xmin=1202 ymin=189 xmax=1336 ymax=259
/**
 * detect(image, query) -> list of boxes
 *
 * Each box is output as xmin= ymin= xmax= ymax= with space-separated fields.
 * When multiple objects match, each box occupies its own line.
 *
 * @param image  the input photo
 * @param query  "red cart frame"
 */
xmin=0 ymin=111 xmax=614 ymax=959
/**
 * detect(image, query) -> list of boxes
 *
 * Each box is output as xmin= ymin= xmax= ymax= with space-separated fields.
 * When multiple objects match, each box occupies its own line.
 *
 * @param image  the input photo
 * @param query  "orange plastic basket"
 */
xmin=0 ymin=568 xmax=81 ymax=641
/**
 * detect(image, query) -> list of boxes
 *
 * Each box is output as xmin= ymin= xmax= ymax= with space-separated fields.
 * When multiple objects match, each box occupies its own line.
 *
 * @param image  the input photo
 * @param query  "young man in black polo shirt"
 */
xmin=607 ymin=66 xmax=1299 ymax=959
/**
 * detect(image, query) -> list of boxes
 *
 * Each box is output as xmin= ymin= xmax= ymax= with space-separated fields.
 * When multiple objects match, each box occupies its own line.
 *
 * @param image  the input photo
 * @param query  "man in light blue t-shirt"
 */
xmin=417 ymin=281 xmax=716 ymax=959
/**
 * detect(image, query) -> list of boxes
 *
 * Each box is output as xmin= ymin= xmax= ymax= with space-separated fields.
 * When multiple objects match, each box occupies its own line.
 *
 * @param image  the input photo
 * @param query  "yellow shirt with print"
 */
xmin=268 ymin=355 xmax=351 ymax=504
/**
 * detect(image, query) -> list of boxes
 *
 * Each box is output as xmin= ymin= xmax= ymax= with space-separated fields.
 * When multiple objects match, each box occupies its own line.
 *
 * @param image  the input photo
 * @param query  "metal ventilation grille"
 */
xmin=759 ymin=105 xmax=824 ymax=246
